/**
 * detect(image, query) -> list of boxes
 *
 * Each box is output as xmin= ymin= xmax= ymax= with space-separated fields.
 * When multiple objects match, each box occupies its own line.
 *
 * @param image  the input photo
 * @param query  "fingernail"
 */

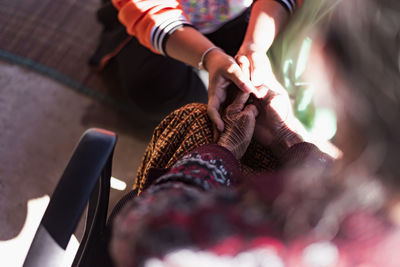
xmin=255 ymin=86 xmax=268 ymax=98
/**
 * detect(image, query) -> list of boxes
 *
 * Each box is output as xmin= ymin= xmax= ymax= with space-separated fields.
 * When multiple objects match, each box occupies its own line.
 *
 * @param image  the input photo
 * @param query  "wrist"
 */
xmin=216 ymin=141 xmax=231 ymax=153
xmin=201 ymin=46 xmax=226 ymax=71
xmin=269 ymin=126 xmax=303 ymax=157
xmin=198 ymin=46 xmax=224 ymax=70
xmin=239 ymin=41 xmax=269 ymax=55
xmin=217 ymin=140 xmax=237 ymax=159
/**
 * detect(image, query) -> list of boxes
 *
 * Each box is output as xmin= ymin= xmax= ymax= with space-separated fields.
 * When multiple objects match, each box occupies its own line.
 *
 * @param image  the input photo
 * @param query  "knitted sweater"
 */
xmin=109 ymin=143 xmax=398 ymax=267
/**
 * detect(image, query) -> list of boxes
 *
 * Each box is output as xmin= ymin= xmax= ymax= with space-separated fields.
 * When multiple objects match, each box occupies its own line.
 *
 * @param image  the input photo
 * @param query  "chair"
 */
xmin=23 ymin=128 xmax=124 ymax=267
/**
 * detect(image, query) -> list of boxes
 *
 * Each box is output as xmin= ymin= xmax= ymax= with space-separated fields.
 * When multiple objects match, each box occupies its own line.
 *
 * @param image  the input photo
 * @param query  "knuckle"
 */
xmin=241 ymin=111 xmax=251 ymax=120
xmin=226 ymin=63 xmax=239 ymax=75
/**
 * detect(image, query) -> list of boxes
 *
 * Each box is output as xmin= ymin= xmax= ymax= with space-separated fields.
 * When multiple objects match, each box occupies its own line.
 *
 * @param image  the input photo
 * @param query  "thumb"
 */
xmin=208 ymin=96 xmax=224 ymax=132
xmin=243 ymin=104 xmax=259 ymax=119
xmin=231 ymin=91 xmax=250 ymax=109
xmin=236 ymin=55 xmax=250 ymax=80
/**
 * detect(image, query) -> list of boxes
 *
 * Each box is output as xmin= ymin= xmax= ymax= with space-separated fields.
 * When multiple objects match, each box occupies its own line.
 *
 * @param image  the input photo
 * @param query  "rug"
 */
xmin=0 ymin=0 xmax=131 ymax=112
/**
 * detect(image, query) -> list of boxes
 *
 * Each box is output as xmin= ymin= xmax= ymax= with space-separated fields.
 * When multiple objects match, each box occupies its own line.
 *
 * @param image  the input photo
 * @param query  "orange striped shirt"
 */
xmin=112 ymin=0 xmax=303 ymax=55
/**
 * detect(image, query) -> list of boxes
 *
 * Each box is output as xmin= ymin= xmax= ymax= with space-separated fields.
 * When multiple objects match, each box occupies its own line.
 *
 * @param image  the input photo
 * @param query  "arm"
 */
xmin=237 ymin=0 xmax=308 ymax=156
xmin=162 ymin=0 xmax=297 ymax=132
xmin=165 ymin=26 xmax=271 ymax=132
xmin=241 ymin=0 xmax=290 ymax=55
xmin=236 ymin=0 xmax=300 ymax=87
xmin=165 ymin=27 xmax=254 ymax=91
xmin=113 ymin=0 xmax=263 ymax=131
xmin=112 ymin=0 xmax=192 ymax=55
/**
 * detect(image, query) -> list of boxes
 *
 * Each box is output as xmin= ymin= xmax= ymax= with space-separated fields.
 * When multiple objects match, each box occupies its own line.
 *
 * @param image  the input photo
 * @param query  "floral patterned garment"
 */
xmin=180 ymin=0 xmax=252 ymax=33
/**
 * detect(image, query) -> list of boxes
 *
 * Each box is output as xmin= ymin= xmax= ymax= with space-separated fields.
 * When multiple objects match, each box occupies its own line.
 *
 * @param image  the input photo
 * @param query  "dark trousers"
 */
xmin=115 ymin=8 xmax=251 ymax=119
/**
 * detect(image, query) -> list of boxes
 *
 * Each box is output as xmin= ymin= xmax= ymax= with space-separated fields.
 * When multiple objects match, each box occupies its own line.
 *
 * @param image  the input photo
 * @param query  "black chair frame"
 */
xmin=23 ymin=128 xmax=118 ymax=267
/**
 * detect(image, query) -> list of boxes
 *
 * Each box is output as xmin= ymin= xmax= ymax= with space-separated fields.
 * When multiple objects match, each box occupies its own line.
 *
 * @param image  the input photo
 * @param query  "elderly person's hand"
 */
xmin=217 ymin=93 xmax=259 ymax=159
xmin=234 ymin=37 xmax=305 ymax=157
xmin=252 ymin=83 xmax=305 ymax=157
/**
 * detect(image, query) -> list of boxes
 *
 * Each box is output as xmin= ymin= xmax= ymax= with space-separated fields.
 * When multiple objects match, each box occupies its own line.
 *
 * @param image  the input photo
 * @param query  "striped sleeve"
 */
xmin=112 ymin=0 xmax=193 ymax=55
xmin=150 ymin=12 xmax=193 ymax=54
xmin=273 ymin=0 xmax=303 ymax=14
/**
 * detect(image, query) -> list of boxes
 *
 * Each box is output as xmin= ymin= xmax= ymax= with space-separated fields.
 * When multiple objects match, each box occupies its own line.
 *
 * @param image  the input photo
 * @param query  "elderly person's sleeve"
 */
xmin=142 ymin=144 xmax=241 ymax=191
xmin=112 ymin=0 xmax=193 ymax=55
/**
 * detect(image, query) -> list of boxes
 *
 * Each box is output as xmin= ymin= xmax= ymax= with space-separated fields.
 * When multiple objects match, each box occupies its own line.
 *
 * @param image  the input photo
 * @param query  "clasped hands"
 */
xmin=206 ymin=46 xmax=303 ymax=159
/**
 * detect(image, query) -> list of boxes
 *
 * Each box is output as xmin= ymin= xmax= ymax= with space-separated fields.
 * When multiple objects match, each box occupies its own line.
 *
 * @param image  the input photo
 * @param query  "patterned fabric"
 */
xmin=135 ymin=103 xmax=278 ymax=193
xmin=155 ymin=150 xmax=235 ymax=190
xmin=112 ymin=131 xmax=400 ymax=267
xmin=180 ymin=0 xmax=251 ymax=34
xmin=112 ymin=142 xmax=284 ymax=267
xmin=111 ymin=105 xmax=400 ymax=266
xmin=112 ymin=182 xmax=400 ymax=267
xmin=111 ymin=181 xmax=284 ymax=267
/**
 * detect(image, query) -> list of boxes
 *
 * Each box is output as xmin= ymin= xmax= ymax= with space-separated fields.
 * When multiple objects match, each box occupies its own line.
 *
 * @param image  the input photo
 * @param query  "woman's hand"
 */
xmin=217 ymin=93 xmax=259 ymax=159
xmin=205 ymin=49 xmax=267 ymax=132
xmin=235 ymin=44 xmax=277 ymax=88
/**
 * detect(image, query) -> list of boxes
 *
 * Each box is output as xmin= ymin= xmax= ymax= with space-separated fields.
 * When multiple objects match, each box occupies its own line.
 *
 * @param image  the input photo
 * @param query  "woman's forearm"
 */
xmin=164 ymin=27 xmax=217 ymax=69
xmin=241 ymin=0 xmax=290 ymax=53
xmin=164 ymin=26 xmax=263 ymax=132
xmin=164 ymin=0 xmax=290 ymax=69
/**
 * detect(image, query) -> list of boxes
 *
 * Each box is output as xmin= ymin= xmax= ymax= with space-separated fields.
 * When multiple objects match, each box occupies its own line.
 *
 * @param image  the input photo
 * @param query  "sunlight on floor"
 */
xmin=111 ymin=176 xmax=127 ymax=191
xmin=0 ymin=196 xmax=79 ymax=267
xmin=0 ymin=176 xmax=127 ymax=267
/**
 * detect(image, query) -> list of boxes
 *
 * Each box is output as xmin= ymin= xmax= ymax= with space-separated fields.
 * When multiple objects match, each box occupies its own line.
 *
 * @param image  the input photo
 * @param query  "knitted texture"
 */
xmin=135 ymin=103 xmax=279 ymax=193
